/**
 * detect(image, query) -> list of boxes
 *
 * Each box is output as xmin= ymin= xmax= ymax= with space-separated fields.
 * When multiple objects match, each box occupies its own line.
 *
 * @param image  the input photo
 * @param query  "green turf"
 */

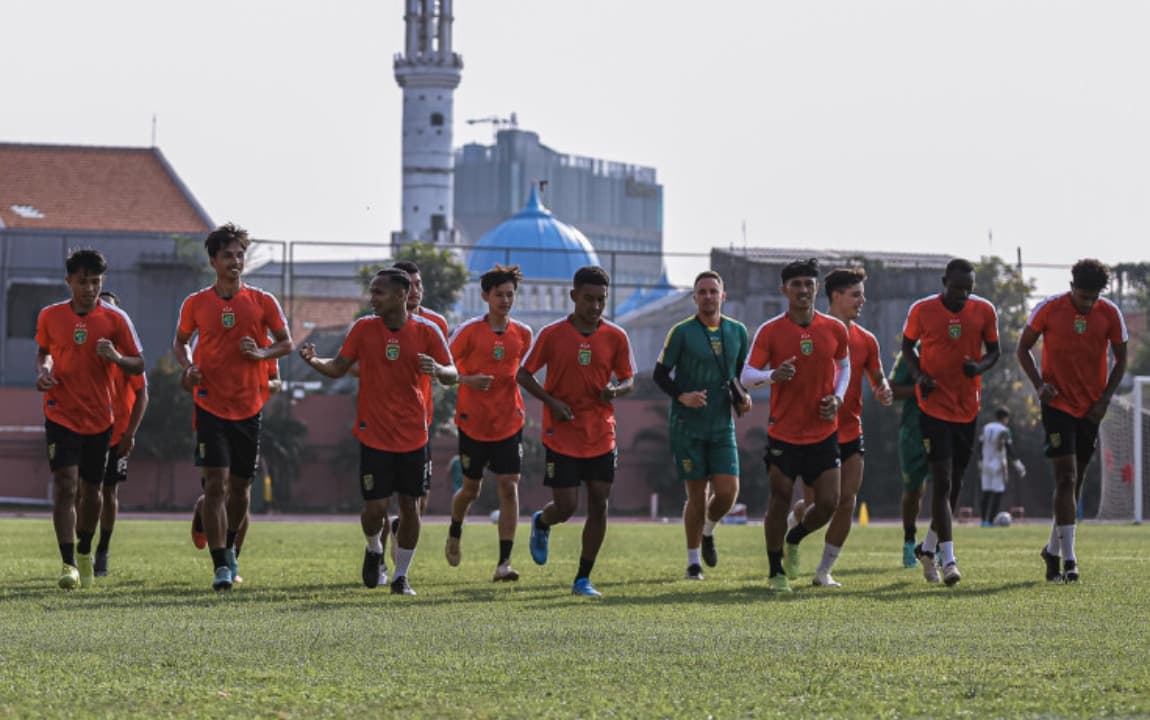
xmin=1 ymin=517 xmax=1147 ymax=719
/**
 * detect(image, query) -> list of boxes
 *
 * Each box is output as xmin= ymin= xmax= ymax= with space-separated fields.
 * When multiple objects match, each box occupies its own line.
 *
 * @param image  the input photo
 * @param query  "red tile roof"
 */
xmin=0 ymin=143 xmax=212 ymax=233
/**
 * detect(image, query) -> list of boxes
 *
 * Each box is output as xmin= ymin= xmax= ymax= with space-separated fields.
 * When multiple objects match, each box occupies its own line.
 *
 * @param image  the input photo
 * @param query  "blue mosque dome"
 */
xmin=467 ymin=184 xmax=600 ymax=280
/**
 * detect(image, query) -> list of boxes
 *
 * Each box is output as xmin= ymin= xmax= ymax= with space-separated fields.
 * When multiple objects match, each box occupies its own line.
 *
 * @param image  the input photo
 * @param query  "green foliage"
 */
xmin=2 ymin=520 xmax=1148 ymax=718
xmin=135 ymin=353 xmax=195 ymax=462
xmin=355 ymin=241 xmax=469 ymax=317
xmin=1113 ymin=262 xmax=1150 ymax=375
xmin=259 ymin=395 xmax=310 ymax=507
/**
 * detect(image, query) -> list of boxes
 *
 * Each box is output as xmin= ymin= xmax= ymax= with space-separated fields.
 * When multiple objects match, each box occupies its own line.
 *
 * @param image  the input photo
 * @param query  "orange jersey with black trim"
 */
xmin=177 ymin=284 xmax=287 ymax=420
xmin=450 ymin=315 xmax=533 ymax=442
xmin=110 ymin=370 xmax=147 ymax=446
xmin=1027 ymin=293 xmax=1127 ymax=418
xmin=747 ymin=311 xmax=849 ymax=445
xmin=902 ymin=294 xmax=999 ymax=423
xmin=36 ymin=299 xmax=143 ymax=435
xmin=339 ymin=313 xmax=453 ymax=453
xmin=416 ymin=306 xmax=450 ymax=425
xmin=521 ymin=317 xmax=636 ymax=458
xmin=837 ymin=322 xmax=882 ymax=443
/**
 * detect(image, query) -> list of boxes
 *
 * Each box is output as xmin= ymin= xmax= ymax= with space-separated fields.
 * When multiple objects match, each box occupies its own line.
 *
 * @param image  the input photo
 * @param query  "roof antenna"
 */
xmin=151 ymin=113 xmax=158 ymax=147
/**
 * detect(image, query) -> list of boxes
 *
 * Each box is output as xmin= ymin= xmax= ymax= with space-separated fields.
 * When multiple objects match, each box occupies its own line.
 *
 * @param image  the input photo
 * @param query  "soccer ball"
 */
xmin=489 ymin=509 xmax=501 ymax=524
xmin=993 ymin=511 xmax=1013 ymax=527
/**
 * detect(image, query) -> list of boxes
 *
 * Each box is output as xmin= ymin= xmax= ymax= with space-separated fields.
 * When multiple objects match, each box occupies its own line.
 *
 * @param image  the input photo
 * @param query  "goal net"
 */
xmin=1097 ymin=376 xmax=1150 ymax=524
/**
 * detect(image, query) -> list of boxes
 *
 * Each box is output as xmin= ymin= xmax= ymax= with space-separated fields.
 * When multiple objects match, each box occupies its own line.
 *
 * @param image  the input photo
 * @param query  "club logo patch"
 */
xmin=222 ymin=311 xmax=235 ymax=329
xmin=800 ymin=338 xmax=814 ymax=356
xmin=923 ymin=438 xmax=932 ymax=454
xmin=578 ymin=348 xmax=592 ymax=366
xmin=682 ymin=458 xmax=693 ymax=472
xmin=47 ymin=443 xmax=56 ymax=461
xmin=461 ymin=454 xmax=471 ymax=470
xmin=770 ymin=447 xmax=783 ymax=457
xmin=493 ymin=344 xmax=505 ymax=360
xmin=711 ymin=339 xmax=722 ymax=356
xmin=1050 ymin=432 xmax=1062 ymax=449
xmin=386 ymin=345 xmax=401 ymax=361
xmin=198 ymin=443 xmax=206 ymax=460
xmin=73 ymin=328 xmax=88 ymax=344
xmin=1074 ymin=318 xmax=1087 ymax=335
xmin=362 ymin=473 xmax=374 ymax=491
xmin=948 ymin=321 xmax=962 ymax=339
xmin=546 ymin=461 xmax=556 ymax=479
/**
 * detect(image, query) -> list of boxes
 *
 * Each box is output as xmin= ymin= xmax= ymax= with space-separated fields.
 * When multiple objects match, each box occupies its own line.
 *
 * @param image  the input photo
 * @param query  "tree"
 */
xmin=134 ymin=353 xmax=197 ymax=508
xmin=356 ymin=241 xmax=469 ymax=317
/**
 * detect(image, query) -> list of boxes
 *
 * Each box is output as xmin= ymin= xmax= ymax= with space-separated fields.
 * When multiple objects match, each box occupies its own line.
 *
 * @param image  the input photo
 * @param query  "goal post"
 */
xmin=1097 ymin=375 xmax=1150 ymax=524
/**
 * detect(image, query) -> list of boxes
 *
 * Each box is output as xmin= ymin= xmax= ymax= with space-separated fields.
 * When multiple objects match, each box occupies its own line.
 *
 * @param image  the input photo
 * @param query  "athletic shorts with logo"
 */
xmin=764 ymin=432 xmax=840 ymax=485
xmin=839 ymin=435 xmax=865 ymax=462
xmin=1041 ymin=404 xmax=1099 ymax=466
xmin=45 ymin=419 xmax=111 ymax=485
xmin=103 ymin=450 xmax=129 ymax=485
xmin=919 ymin=411 xmax=976 ymax=468
xmin=459 ymin=428 xmax=523 ymax=479
xmin=360 ymin=443 xmax=429 ymax=500
xmin=899 ymin=424 xmax=930 ymax=491
xmin=195 ymin=405 xmax=261 ymax=481
xmin=670 ymin=421 xmax=738 ymax=482
xmin=544 ymin=447 xmax=617 ymax=488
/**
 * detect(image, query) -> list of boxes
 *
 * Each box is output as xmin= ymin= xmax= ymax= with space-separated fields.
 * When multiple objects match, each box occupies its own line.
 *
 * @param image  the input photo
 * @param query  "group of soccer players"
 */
xmin=34 ymin=220 xmax=1127 ymax=596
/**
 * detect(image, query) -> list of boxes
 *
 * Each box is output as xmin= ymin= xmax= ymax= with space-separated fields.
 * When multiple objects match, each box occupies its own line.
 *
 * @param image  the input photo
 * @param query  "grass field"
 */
xmin=1 ymin=517 xmax=1148 ymax=719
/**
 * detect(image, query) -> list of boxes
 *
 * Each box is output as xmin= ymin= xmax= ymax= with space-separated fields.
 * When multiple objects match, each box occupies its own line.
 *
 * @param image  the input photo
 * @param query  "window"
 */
xmin=430 ymin=113 xmax=444 ymax=127
xmin=7 ymin=281 xmax=67 ymax=338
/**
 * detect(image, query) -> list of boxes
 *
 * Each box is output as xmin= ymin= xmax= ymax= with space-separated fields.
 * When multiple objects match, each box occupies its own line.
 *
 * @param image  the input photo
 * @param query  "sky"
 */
xmin=4 ymin=1 xmax=1149 ymax=291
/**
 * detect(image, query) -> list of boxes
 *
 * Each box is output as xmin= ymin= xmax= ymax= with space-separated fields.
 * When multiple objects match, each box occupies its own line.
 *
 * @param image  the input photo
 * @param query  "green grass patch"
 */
xmin=1 ymin=518 xmax=1147 ymax=719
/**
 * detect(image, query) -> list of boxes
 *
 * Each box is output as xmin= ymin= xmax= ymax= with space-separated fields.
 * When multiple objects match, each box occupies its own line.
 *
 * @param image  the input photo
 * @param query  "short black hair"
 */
xmin=98 ymin=290 xmax=120 ymax=306
xmin=573 ymin=266 xmax=610 ymax=288
xmin=945 ymin=258 xmax=975 ymax=277
xmin=392 ymin=260 xmax=421 ymax=276
xmin=480 ymin=264 xmax=524 ymax=292
xmin=994 ymin=407 xmax=1010 ymax=421
xmin=1071 ymin=258 xmax=1110 ymax=293
xmin=694 ymin=270 xmax=723 ymax=287
xmin=824 ymin=267 xmax=866 ymax=300
xmin=374 ymin=267 xmax=412 ymax=291
xmin=781 ymin=258 xmax=819 ymax=283
xmin=65 ymin=248 xmax=108 ymax=276
xmin=205 ymin=223 xmax=250 ymax=258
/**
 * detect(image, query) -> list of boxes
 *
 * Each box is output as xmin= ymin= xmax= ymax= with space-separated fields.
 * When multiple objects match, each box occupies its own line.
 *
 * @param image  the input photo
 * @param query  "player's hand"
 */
xmin=239 ymin=336 xmax=264 ymax=360
xmin=1011 ymin=458 xmax=1027 ymax=478
xmin=1086 ymin=398 xmax=1109 ymax=424
xmin=677 ymin=390 xmax=707 ymax=408
xmin=772 ymin=356 xmax=797 ymax=383
xmin=35 ymin=368 xmax=58 ymax=391
xmin=875 ymin=381 xmax=894 ymax=407
xmin=182 ymin=364 xmax=202 ymax=391
xmin=818 ymin=394 xmax=841 ymax=420
xmin=548 ymin=398 xmax=575 ymax=422
xmin=735 ymin=394 xmax=753 ymax=417
xmin=298 ymin=343 xmax=317 ymax=362
xmin=417 ymin=353 xmax=438 ymax=375
xmin=1038 ymin=383 xmax=1059 ymax=403
xmin=962 ymin=356 xmax=980 ymax=378
xmin=116 ymin=434 xmax=135 ymax=458
xmin=917 ymin=373 xmax=936 ymax=398
xmin=95 ymin=338 xmax=122 ymax=363
xmin=462 ymin=374 xmax=494 ymax=391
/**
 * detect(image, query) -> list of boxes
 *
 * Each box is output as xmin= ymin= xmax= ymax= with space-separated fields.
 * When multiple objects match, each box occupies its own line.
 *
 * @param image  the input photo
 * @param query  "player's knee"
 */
xmin=497 ymin=478 xmax=518 ymax=500
xmin=587 ymin=495 xmax=609 ymax=517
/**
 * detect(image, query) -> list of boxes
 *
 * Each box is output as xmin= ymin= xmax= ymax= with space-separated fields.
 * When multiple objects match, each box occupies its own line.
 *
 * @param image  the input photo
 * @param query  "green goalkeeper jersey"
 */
xmin=658 ymin=314 xmax=749 ymax=436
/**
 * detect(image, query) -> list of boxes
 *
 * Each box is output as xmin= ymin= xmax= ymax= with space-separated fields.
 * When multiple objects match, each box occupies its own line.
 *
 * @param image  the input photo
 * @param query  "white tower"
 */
xmin=393 ymin=0 xmax=462 ymax=246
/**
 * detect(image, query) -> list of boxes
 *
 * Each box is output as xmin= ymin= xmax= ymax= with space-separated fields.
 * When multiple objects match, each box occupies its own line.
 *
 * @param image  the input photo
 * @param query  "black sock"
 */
xmin=534 ymin=514 xmax=550 ymax=531
xmin=499 ymin=540 xmax=513 ymax=565
xmin=210 ymin=548 xmax=229 ymax=570
xmin=60 ymin=542 xmax=76 ymax=567
xmin=785 ymin=523 xmax=811 ymax=546
xmin=226 ymin=529 xmax=237 ymax=549
xmin=76 ymin=531 xmax=95 ymax=555
xmin=904 ymin=526 xmax=916 ymax=544
xmin=768 ymin=550 xmax=784 ymax=577
xmin=576 ymin=556 xmax=595 ymax=581
xmin=449 ymin=520 xmax=463 ymax=538
xmin=391 ymin=518 xmax=400 ymax=535
xmin=96 ymin=528 xmax=113 ymax=554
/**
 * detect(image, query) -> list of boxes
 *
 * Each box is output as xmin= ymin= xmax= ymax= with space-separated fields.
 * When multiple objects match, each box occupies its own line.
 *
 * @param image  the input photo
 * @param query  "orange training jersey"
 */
xmin=747 ymin=311 xmax=849 ymax=445
xmin=36 ymin=299 xmax=143 ymax=435
xmin=1028 ymin=293 xmax=1127 ymax=419
xmin=177 ymin=284 xmax=287 ymax=421
xmin=837 ymin=322 xmax=882 ymax=443
xmin=339 ymin=313 xmax=453 ymax=453
xmin=110 ymin=370 xmax=147 ymax=446
xmin=416 ymin=306 xmax=450 ymax=425
xmin=450 ymin=315 xmax=533 ymax=442
xmin=902 ymin=293 xmax=999 ymax=424
xmin=521 ymin=317 xmax=636 ymax=458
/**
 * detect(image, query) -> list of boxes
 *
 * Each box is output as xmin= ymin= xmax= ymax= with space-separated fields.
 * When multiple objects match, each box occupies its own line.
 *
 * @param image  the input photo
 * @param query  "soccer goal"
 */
xmin=1097 ymin=376 xmax=1150 ymax=524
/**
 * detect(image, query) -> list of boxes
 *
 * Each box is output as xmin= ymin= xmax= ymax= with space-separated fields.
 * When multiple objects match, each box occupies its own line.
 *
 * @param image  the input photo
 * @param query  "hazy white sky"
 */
xmin=4 ymin=1 xmax=1149 ymax=287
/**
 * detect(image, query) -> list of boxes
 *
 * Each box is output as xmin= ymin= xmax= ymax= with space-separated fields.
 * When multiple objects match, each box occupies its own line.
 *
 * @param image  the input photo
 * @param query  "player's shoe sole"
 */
xmin=492 ymin=564 xmax=520 ymax=582
xmin=783 ymin=543 xmax=800 ymax=581
xmin=1041 ymin=547 xmax=1062 ymax=582
xmin=76 ymin=554 xmax=94 ymax=588
xmin=58 ymin=564 xmax=80 ymax=590
xmin=529 ymin=511 xmax=550 ymax=565
xmin=362 ymin=549 xmax=383 ymax=588
xmin=572 ymin=578 xmax=602 ymax=597
xmin=701 ymin=534 xmax=718 ymax=568
xmin=445 ymin=535 xmax=461 ymax=567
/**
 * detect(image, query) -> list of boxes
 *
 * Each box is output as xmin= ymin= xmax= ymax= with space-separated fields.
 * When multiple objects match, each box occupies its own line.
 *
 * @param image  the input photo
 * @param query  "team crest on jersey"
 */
xmin=461 ymin=454 xmax=471 ymax=470
xmin=73 ymin=328 xmax=88 ymax=344
xmin=578 ymin=346 xmax=592 ymax=365
xmin=493 ymin=344 xmax=505 ymax=360
xmin=948 ymin=321 xmax=962 ymax=339
xmin=222 ymin=311 xmax=236 ymax=329
xmin=546 ymin=462 xmax=556 ymax=479
xmin=800 ymin=338 xmax=814 ymax=356
xmin=362 ymin=473 xmax=374 ymax=491
xmin=1074 ymin=317 xmax=1087 ymax=335
xmin=710 ymin=339 xmax=722 ymax=356
xmin=386 ymin=343 xmax=401 ymax=361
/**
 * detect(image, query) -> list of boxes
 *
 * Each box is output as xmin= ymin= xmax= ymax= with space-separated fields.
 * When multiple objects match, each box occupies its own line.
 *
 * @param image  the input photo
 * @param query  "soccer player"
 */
xmin=445 ymin=264 xmax=533 ymax=581
xmin=901 ymin=257 xmax=1000 ymax=586
xmin=889 ymin=349 xmax=931 ymax=568
xmin=518 ymin=266 xmax=637 ymax=598
xmin=174 ymin=223 xmax=293 ymax=591
xmin=35 ymin=249 xmax=144 ymax=589
xmin=299 ymin=268 xmax=457 ymax=596
xmin=740 ymin=258 xmax=850 ymax=592
xmin=1018 ymin=258 xmax=1127 ymax=582
xmin=652 ymin=270 xmax=751 ymax=581
xmin=90 ymin=290 xmax=149 ymax=577
xmin=789 ymin=268 xmax=893 ymax=587
xmin=977 ymin=407 xmax=1025 ymax=527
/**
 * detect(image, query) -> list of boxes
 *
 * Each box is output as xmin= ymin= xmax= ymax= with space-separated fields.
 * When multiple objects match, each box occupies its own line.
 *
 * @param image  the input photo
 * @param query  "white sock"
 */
xmin=817 ymin=543 xmax=841 ymax=574
xmin=1047 ymin=524 xmax=1061 ymax=556
xmin=702 ymin=518 xmax=717 ymax=536
xmin=395 ymin=547 xmax=415 ymax=579
xmin=687 ymin=547 xmax=701 ymax=567
xmin=1058 ymin=524 xmax=1077 ymax=563
xmin=938 ymin=541 xmax=956 ymax=566
xmin=923 ymin=529 xmax=939 ymax=554
xmin=365 ymin=531 xmax=383 ymax=554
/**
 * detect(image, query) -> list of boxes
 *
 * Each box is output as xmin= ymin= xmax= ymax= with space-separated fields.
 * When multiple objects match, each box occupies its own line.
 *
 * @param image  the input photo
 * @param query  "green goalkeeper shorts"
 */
xmin=899 ymin=424 xmax=930 ymax=491
xmin=670 ymin=424 xmax=740 ymax=482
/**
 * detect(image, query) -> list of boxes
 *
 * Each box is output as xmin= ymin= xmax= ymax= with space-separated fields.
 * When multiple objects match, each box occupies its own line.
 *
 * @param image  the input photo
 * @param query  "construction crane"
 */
xmin=465 ymin=112 xmax=519 ymax=138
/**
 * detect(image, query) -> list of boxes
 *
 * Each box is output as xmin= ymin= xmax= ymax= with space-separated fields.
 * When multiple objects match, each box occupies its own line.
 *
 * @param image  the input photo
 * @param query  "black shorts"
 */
xmin=360 ymin=443 xmax=428 ymax=500
xmin=919 ymin=412 xmax=977 ymax=469
xmin=544 ymin=447 xmax=617 ymax=488
xmin=1041 ymin=404 xmax=1099 ymax=466
xmin=103 ymin=448 xmax=129 ymax=485
xmin=195 ymin=406 xmax=261 ymax=481
xmin=459 ymin=429 xmax=523 ymax=479
xmin=764 ymin=432 xmax=841 ymax=485
xmin=839 ymin=436 xmax=865 ymax=461
xmin=45 ymin=420 xmax=110 ymax=485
